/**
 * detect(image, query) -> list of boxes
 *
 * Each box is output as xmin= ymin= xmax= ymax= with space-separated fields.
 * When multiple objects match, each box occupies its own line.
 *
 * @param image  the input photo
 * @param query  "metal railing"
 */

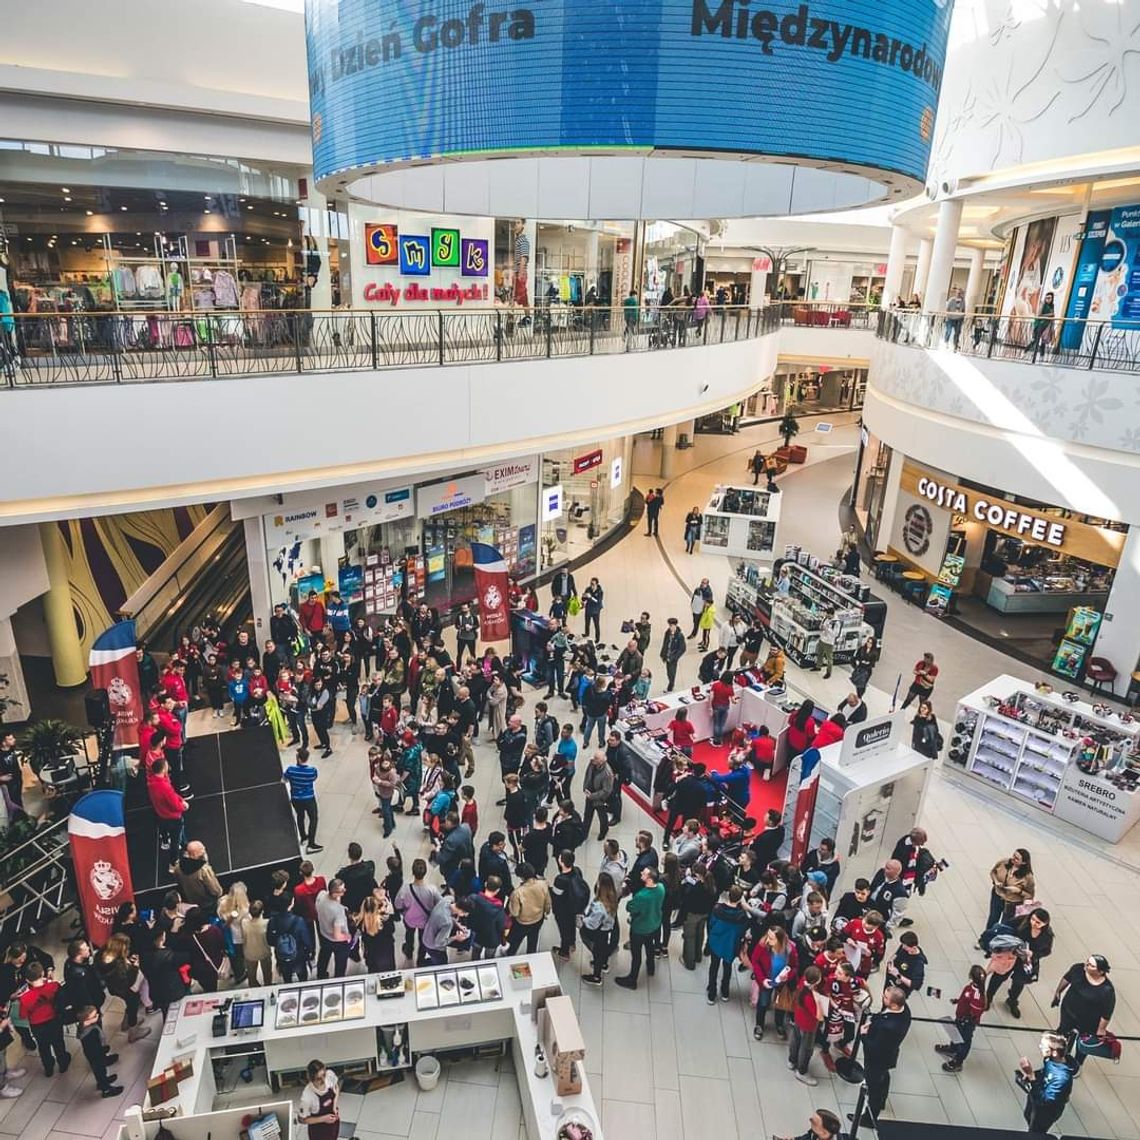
xmin=774 ymin=300 xmax=876 ymax=329
xmin=0 ymin=303 xmax=781 ymax=388
xmin=876 ymin=308 xmax=1140 ymax=373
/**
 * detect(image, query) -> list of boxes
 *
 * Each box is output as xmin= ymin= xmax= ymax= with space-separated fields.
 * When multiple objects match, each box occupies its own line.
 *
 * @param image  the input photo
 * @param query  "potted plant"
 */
xmin=779 ymin=412 xmax=801 ymax=449
xmin=18 ymin=719 xmax=85 ymax=777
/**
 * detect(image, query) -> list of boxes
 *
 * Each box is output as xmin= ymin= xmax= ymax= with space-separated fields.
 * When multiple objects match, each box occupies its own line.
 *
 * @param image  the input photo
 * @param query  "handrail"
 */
xmin=875 ymin=308 xmax=1140 ymax=373
xmin=0 ymin=303 xmax=781 ymax=389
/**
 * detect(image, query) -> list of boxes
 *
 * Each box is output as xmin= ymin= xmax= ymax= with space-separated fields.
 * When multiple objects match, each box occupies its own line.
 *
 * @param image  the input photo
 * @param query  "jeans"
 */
xmin=646 ymin=514 xmax=659 ymax=536
xmin=583 ymin=798 xmax=609 ymax=839
xmin=707 ymin=953 xmax=732 ymax=1000
xmin=711 ymin=703 xmax=729 ymax=744
xmin=950 ymin=1016 xmax=976 ymax=1062
xmin=788 ymin=1022 xmax=815 ymax=1074
xmin=754 ymin=989 xmax=786 ymax=1032
xmin=986 ymin=967 xmax=1027 ymax=1006
xmin=554 ymin=908 xmax=577 ymax=955
xmin=317 ymin=936 xmax=351 ymax=978
xmin=584 ymin=612 xmax=601 ymax=642
xmin=685 ymin=535 xmax=697 ymax=554
xmin=582 ymin=714 xmax=606 ymax=748
xmin=546 ymin=659 xmax=565 ymax=696
xmin=379 ymin=797 xmax=395 ymax=837
xmin=456 ymin=638 xmax=476 ymax=669
xmin=664 ymin=659 xmax=679 ymax=690
xmin=983 ymin=890 xmax=1008 ymax=934
xmin=286 ymin=707 xmax=308 ymax=745
xmin=280 ymin=958 xmax=309 ymax=983
xmin=32 ymin=1018 xmax=68 ymax=1073
xmin=607 ymin=779 xmax=625 ymax=823
xmin=626 ymin=931 xmax=656 ymax=983
xmin=507 ymin=920 xmax=544 ymax=956
xmin=312 ymin=713 xmax=332 ymax=752
xmin=157 ymin=816 xmax=185 ymax=853
xmin=292 ymin=798 xmax=318 ymax=846
xmin=424 ymin=947 xmax=449 ymax=966
xmin=581 ymin=926 xmax=612 ymax=976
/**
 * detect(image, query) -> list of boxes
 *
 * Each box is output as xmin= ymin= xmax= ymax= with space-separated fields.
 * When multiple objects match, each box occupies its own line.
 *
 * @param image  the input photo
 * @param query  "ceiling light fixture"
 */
xmin=85 ymin=209 xmax=93 ymax=216
xmin=120 ymin=205 xmax=128 ymax=211
xmin=60 ymin=187 xmax=70 ymax=193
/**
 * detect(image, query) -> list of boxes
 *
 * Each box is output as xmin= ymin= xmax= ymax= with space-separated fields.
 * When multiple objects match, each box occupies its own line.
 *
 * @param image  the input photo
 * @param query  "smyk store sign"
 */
xmin=363 ymin=223 xmax=490 ymax=306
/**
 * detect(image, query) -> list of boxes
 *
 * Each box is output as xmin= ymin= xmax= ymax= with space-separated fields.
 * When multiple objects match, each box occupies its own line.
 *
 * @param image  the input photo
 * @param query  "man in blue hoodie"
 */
xmin=710 ymin=753 xmax=751 ymax=810
xmin=706 ymin=886 xmax=751 ymax=1003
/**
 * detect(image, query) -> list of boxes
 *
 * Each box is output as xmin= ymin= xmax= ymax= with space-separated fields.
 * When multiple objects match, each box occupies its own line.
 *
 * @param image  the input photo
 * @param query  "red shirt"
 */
xmin=19 ymin=980 xmax=62 ymax=1026
xmin=138 ymin=720 xmax=157 ymax=757
xmin=380 ymin=707 xmax=399 ymax=736
xmin=750 ymin=735 xmax=776 ymax=767
xmin=147 ymin=771 xmax=186 ymax=820
xmin=161 ymin=673 xmax=188 ymax=705
xmin=300 ymin=599 xmax=326 ymax=633
xmin=462 ymin=800 xmax=479 ymax=838
xmin=793 ymin=982 xmax=821 ymax=1032
xmin=955 ymin=981 xmax=985 ymax=1024
xmin=157 ymin=707 xmax=183 ymax=750
xmin=814 ymin=720 xmax=845 ymax=750
xmin=669 ymin=719 xmax=696 ymax=748
xmin=913 ymin=661 xmax=939 ymax=690
xmin=249 ymin=675 xmax=269 ymax=700
xmin=710 ymin=680 xmax=734 ymax=709
xmin=293 ymin=877 xmax=326 ymax=923
xmin=786 ymin=714 xmax=817 ymax=754
xmin=844 ymin=918 xmax=885 ymax=977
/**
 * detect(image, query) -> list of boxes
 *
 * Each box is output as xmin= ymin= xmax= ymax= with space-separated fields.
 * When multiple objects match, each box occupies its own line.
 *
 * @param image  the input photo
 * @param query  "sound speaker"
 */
xmin=85 ymin=688 xmax=111 ymax=728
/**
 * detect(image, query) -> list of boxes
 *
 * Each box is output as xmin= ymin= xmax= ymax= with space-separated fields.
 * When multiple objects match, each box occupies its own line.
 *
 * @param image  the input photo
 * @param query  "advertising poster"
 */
xmin=337 ymin=564 xmax=364 ymax=604
xmin=1003 ymin=218 xmax=1057 ymax=343
xmin=88 ymin=621 xmax=143 ymax=751
xmin=68 ymin=790 xmax=134 ymax=947
xmin=1065 ymin=606 xmax=1103 ymax=646
xmin=1087 ymin=204 xmax=1140 ymax=326
xmin=998 ymin=226 xmax=1027 ymax=318
xmin=1061 ymin=210 xmax=1113 ymax=350
xmin=1052 ymin=638 xmax=1087 ymax=680
xmin=426 ymin=546 xmax=446 ymax=584
xmin=471 ymin=543 xmax=511 ymax=642
xmin=1040 ymin=213 xmax=1085 ymax=321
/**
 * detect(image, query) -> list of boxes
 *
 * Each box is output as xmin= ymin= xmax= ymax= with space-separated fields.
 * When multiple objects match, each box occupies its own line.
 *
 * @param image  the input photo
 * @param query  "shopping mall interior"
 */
xmin=2 ymin=2 xmax=1140 ymax=1139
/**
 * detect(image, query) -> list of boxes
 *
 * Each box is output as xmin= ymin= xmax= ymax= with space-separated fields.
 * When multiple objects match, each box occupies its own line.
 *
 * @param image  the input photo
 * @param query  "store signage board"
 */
xmin=815 ymin=423 xmax=833 ymax=433
xmin=838 ymin=714 xmax=901 ymax=769
xmin=417 ymin=474 xmax=487 ymax=518
xmin=483 ymin=456 xmax=539 ymax=495
xmin=542 ymin=484 xmax=564 ymax=522
xmin=265 ymin=482 xmax=414 ymax=546
xmin=610 ymin=456 xmax=623 ymax=489
xmin=1055 ymin=763 xmax=1137 ymax=841
xmin=573 ymin=449 xmax=604 ymax=475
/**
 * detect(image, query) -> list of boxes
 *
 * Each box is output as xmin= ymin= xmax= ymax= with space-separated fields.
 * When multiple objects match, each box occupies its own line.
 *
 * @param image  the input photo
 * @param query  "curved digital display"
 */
xmin=307 ymin=0 xmax=954 ymax=188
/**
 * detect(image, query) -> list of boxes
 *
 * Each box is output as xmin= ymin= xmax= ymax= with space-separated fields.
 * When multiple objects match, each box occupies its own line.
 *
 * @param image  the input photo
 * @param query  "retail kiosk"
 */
xmin=134 ymin=954 xmax=601 ymax=1140
xmin=749 ymin=547 xmax=887 ymax=669
xmin=699 ymin=484 xmax=782 ymax=561
xmin=952 ymin=675 xmax=1140 ymax=842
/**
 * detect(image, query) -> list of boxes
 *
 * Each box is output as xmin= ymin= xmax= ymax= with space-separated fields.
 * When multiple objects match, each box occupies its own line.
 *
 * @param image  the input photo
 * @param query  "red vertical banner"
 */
xmin=790 ymin=748 xmax=823 ymax=865
xmin=471 ymin=542 xmax=511 ymax=643
xmin=68 ymin=790 xmax=134 ymax=947
xmin=89 ymin=620 xmax=144 ymax=749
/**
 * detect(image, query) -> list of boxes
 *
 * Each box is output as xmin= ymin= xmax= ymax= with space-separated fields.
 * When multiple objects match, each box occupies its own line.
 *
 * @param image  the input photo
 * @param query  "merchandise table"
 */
xmin=953 ymin=675 xmax=1140 ymax=842
xmin=144 ymin=954 xmax=600 ymax=1140
xmin=614 ymin=675 xmax=803 ymax=800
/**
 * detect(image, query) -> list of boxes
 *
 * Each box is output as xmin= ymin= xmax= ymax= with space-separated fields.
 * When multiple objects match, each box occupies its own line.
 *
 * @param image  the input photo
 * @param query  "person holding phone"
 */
xmin=299 ymin=1060 xmax=340 ymax=1140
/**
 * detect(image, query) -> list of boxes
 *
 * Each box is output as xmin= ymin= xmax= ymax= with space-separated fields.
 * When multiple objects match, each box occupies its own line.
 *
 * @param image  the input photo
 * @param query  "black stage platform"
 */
xmin=126 ymin=727 xmax=301 ymax=909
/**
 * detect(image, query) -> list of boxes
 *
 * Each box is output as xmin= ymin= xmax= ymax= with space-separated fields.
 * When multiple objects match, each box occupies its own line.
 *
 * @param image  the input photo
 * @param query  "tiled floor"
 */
xmin=8 ymin=417 xmax=1140 ymax=1139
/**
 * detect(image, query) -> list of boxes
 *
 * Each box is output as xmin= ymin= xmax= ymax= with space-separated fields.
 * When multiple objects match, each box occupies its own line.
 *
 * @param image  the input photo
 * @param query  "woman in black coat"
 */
xmin=910 ymin=700 xmax=942 ymax=759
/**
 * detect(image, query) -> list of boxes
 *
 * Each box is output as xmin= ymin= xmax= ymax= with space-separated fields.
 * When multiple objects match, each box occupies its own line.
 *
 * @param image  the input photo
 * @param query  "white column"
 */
xmin=242 ymin=516 xmax=275 ymax=636
xmin=300 ymin=186 xmax=333 ymax=313
xmin=913 ymin=238 xmax=933 ymax=304
xmin=882 ymin=226 xmax=909 ymax=309
xmin=963 ymin=247 xmax=986 ymax=315
xmin=660 ymin=423 xmax=679 ymax=478
xmin=922 ymin=199 xmax=964 ymax=314
xmin=1089 ymin=527 xmax=1140 ymax=688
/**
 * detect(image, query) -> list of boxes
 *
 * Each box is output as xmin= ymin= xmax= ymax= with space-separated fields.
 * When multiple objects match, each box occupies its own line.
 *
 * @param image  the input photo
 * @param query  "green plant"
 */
xmin=18 ymin=719 xmax=84 ymax=776
xmin=779 ymin=413 xmax=801 ymax=449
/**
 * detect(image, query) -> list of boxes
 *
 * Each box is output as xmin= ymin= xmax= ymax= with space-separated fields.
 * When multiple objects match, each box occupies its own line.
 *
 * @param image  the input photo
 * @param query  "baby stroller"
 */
xmin=245 ymin=701 xmax=268 ymax=729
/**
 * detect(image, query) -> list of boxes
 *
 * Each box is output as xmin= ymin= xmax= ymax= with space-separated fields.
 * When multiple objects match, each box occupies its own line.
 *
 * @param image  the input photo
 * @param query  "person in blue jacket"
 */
xmin=706 ymin=886 xmax=751 ymax=1004
xmin=228 ymin=665 xmax=250 ymax=727
xmin=710 ymin=751 xmax=751 ymax=810
xmin=326 ymin=591 xmax=351 ymax=636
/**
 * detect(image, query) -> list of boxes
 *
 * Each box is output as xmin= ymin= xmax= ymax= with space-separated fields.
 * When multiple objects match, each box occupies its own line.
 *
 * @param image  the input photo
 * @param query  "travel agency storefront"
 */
xmin=875 ymin=459 xmax=1129 ymax=679
xmin=252 ymin=442 xmax=632 ymax=624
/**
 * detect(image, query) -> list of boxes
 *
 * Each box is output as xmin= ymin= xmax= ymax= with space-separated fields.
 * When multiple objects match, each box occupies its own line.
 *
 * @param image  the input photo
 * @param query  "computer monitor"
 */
xmin=230 ymin=1000 xmax=265 ymax=1031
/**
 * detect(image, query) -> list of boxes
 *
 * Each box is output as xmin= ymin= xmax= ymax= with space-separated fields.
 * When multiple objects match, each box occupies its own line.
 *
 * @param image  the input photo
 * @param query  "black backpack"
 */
xmin=567 ymin=870 xmax=591 ymax=914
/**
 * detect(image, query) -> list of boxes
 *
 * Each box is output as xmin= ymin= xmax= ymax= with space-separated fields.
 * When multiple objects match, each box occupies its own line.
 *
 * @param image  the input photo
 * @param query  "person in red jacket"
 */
xmin=668 ymin=708 xmax=697 ymax=757
xmin=299 ymin=590 xmax=327 ymax=643
xmin=18 ymin=961 xmax=69 ymax=1076
xmin=843 ymin=910 xmax=886 ymax=978
xmin=751 ymin=925 xmax=799 ymax=1040
xmin=813 ymin=711 xmax=846 ymax=751
xmin=749 ymin=726 xmax=777 ymax=779
xmin=137 ymin=709 xmax=160 ymax=762
xmin=160 ymin=661 xmax=190 ymax=734
xmin=786 ymin=700 xmax=818 ymax=756
xmin=936 ymin=965 xmax=987 ymax=1071
xmin=819 ymin=958 xmax=868 ymax=1067
xmin=147 ymin=757 xmax=189 ymax=854
xmin=157 ymin=697 xmax=187 ymax=794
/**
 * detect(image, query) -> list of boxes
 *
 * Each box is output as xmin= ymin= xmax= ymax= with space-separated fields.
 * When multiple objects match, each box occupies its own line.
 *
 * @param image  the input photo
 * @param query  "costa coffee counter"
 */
xmin=952 ymin=676 xmax=1140 ymax=843
xmin=140 ymin=954 xmax=601 ymax=1140
xmin=614 ymin=674 xmax=809 ymax=802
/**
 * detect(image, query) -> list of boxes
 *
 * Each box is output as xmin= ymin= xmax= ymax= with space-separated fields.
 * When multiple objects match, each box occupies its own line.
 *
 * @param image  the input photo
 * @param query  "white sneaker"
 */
xmin=795 ymin=1072 xmax=818 ymax=1087
xmin=6 ymin=1068 xmax=25 ymax=1079
xmin=0 ymin=1087 xmax=22 ymax=1098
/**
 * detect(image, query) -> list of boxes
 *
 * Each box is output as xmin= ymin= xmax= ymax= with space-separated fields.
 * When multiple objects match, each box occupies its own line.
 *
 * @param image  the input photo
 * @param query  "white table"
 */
xmin=147 ymin=954 xmax=600 ymax=1139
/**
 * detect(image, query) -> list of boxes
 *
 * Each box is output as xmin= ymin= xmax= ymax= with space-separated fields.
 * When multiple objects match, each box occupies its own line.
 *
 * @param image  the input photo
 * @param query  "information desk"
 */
xmin=953 ymin=675 xmax=1140 ymax=843
xmin=614 ymin=675 xmax=810 ymax=801
xmin=146 ymin=954 xmax=600 ymax=1140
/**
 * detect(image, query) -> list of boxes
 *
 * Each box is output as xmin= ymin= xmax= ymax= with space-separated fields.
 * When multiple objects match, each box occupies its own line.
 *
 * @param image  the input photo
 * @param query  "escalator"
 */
xmin=118 ymin=504 xmax=252 ymax=650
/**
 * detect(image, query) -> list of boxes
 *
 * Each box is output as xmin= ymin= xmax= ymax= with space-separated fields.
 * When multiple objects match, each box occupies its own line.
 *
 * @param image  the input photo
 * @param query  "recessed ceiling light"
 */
xmin=85 ymin=209 xmax=93 ymax=216
xmin=0 ymin=197 xmax=5 ymax=204
xmin=64 ymin=196 xmax=71 ymax=202
xmin=120 ymin=205 xmax=128 ymax=211
xmin=246 ymin=205 xmax=253 ymax=211
xmin=204 ymin=208 xmax=211 ymax=214
xmin=204 ymin=195 xmax=212 ymax=200
xmin=60 ymin=187 xmax=70 ymax=193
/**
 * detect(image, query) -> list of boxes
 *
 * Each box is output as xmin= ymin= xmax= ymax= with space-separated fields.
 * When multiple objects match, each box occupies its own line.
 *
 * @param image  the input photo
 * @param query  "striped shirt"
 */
xmin=283 ymin=763 xmax=318 ymax=800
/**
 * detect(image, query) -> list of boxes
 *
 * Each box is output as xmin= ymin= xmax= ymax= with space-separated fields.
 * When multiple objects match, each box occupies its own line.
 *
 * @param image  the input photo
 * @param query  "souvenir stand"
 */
xmin=754 ymin=546 xmax=887 ymax=669
xmin=779 ymin=714 xmax=934 ymax=893
xmin=699 ymin=484 xmax=782 ymax=560
xmin=952 ymin=675 xmax=1140 ymax=842
xmin=135 ymin=954 xmax=601 ymax=1140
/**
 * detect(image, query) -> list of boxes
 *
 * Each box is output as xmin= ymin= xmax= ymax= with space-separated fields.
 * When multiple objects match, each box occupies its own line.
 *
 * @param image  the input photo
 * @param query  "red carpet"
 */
xmin=628 ymin=738 xmax=789 ymax=827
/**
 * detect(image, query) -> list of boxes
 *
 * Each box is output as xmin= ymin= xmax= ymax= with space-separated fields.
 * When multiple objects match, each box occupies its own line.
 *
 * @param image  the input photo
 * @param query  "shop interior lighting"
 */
xmin=120 ymin=205 xmax=127 ymax=210
xmin=60 ymin=187 xmax=69 ymax=193
xmin=85 ymin=209 xmax=93 ymax=215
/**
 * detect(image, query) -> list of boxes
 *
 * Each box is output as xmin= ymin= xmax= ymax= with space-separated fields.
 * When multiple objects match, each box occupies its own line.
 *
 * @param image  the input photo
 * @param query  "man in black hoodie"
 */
xmin=623 ymin=830 xmax=660 ymax=897
xmin=851 ymin=986 xmax=912 ymax=1128
xmin=663 ymin=765 xmax=711 ymax=847
xmin=478 ymin=832 xmax=514 ymax=896
xmin=748 ymin=809 xmax=786 ymax=869
xmin=62 ymin=939 xmax=105 ymax=1024
xmin=336 ymin=842 xmax=377 ymax=914
xmin=605 ymin=730 xmax=633 ymax=824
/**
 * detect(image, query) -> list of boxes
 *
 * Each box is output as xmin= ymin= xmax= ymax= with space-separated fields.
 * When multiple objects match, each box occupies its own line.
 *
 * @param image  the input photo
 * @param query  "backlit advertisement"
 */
xmin=1061 ymin=206 xmax=1140 ymax=349
xmin=307 ymin=1 xmax=954 ymax=187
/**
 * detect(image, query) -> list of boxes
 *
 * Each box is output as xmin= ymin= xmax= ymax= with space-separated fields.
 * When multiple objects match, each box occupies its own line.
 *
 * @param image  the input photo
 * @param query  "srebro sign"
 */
xmin=899 ymin=463 xmax=1125 ymax=567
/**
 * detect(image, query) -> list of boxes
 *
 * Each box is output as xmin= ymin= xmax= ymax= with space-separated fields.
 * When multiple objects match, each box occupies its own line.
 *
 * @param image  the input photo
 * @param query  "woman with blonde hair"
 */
xmin=580 ymin=874 xmax=619 ymax=985
xmin=95 ymin=933 xmax=153 ymax=1042
xmin=356 ymin=890 xmax=396 ymax=973
xmin=218 ymin=881 xmax=251 ymax=983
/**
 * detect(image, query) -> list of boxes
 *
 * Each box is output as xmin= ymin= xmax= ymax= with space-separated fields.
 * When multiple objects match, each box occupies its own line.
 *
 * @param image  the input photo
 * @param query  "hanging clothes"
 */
xmin=135 ymin=265 xmax=164 ymax=299
xmin=213 ymin=270 xmax=239 ymax=308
